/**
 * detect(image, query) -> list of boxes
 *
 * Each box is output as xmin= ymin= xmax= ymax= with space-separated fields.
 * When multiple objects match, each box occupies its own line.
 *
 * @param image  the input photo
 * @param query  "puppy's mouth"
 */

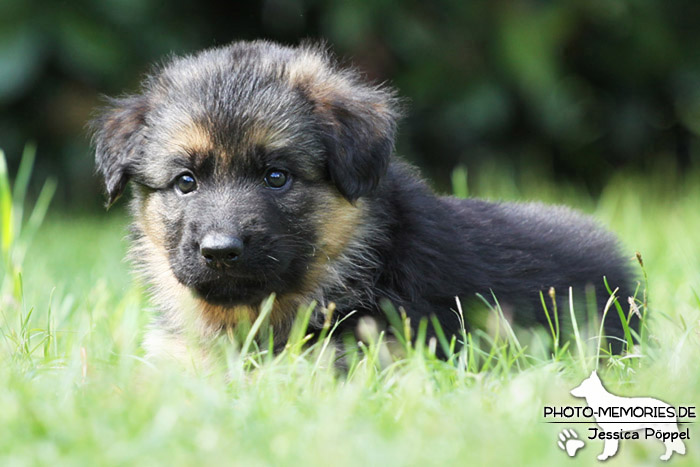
xmin=168 ymin=243 xmax=305 ymax=307
xmin=192 ymin=276 xmax=272 ymax=306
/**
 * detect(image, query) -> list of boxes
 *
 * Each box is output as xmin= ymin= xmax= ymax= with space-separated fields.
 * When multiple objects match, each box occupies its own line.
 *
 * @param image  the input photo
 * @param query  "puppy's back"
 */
xmin=441 ymin=196 xmax=634 ymax=333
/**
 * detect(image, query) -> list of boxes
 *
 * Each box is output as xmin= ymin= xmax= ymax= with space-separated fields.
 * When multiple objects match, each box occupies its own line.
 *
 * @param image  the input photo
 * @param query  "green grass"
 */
xmin=1 ymin=149 xmax=700 ymax=465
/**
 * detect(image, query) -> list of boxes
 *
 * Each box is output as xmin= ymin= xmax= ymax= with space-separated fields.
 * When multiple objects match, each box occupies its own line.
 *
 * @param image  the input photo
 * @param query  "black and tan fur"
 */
xmin=92 ymin=41 xmax=634 ymax=366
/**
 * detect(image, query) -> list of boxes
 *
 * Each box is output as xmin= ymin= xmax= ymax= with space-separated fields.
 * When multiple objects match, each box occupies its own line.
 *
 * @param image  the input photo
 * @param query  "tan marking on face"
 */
xmin=196 ymin=302 xmax=255 ymax=329
xmin=317 ymin=194 xmax=364 ymax=259
xmin=291 ymin=192 xmax=365 ymax=296
xmin=131 ymin=229 xmax=191 ymax=323
xmin=139 ymin=196 xmax=167 ymax=249
xmin=157 ymin=120 xmax=217 ymax=165
xmin=194 ymin=291 xmax=308 ymax=332
xmin=242 ymin=121 xmax=292 ymax=151
xmin=175 ymin=122 xmax=213 ymax=155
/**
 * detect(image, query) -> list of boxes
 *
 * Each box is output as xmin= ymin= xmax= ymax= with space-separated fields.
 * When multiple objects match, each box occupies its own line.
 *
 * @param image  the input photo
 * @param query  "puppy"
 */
xmin=92 ymin=40 xmax=634 ymax=365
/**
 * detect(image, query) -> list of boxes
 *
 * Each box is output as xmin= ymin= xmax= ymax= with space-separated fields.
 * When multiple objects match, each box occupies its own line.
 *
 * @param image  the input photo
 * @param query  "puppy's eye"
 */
xmin=263 ymin=169 xmax=290 ymax=189
xmin=175 ymin=173 xmax=197 ymax=194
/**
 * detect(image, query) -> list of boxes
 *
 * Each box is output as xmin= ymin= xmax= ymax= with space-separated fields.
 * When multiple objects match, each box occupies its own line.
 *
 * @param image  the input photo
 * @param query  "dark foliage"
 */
xmin=1 ymin=0 xmax=699 ymax=206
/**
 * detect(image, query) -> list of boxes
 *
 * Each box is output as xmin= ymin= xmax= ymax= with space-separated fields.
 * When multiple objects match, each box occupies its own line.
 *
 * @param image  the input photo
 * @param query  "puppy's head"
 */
xmin=92 ymin=41 xmax=400 ymax=307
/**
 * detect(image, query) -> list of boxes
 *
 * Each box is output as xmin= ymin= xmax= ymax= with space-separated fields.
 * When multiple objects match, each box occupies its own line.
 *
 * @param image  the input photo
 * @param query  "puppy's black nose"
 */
xmin=200 ymin=233 xmax=244 ymax=269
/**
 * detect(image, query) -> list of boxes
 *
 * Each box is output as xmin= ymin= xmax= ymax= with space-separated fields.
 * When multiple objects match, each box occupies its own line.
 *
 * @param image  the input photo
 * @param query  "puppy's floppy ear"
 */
xmin=91 ymin=95 xmax=149 ymax=207
xmin=289 ymin=48 xmax=401 ymax=201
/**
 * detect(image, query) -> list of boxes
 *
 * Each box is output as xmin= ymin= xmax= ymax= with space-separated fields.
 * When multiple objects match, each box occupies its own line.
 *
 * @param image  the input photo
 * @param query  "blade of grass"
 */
xmin=0 ymin=149 xmax=14 ymax=257
xmin=430 ymin=315 xmax=452 ymax=358
xmin=240 ymin=293 xmax=275 ymax=357
xmin=604 ymin=276 xmax=633 ymax=350
xmin=568 ymin=287 xmax=587 ymax=373
xmin=11 ymin=143 xmax=37 ymax=238
xmin=595 ymin=288 xmax=619 ymax=369
xmin=549 ymin=287 xmax=560 ymax=352
xmin=635 ymin=252 xmax=649 ymax=347
xmin=14 ymin=179 xmax=56 ymax=265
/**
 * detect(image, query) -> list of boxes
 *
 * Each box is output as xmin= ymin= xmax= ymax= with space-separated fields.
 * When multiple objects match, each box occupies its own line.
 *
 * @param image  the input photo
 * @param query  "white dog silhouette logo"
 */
xmin=570 ymin=370 xmax=686 ymax=461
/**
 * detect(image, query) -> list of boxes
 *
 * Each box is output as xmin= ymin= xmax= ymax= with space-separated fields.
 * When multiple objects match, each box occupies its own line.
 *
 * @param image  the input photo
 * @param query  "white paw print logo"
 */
xmin=558 ymin=428 xmax=585 ymax=457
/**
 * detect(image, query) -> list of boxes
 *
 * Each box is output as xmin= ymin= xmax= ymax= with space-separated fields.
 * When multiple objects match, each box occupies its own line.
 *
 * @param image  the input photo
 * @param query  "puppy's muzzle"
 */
xmin=200 ymin=233 xmax=244 ymax=270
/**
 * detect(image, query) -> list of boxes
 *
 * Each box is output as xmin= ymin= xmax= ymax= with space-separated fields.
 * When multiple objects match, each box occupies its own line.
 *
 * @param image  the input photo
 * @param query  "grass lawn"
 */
xmin=1 ymin=161 xmax=699 ymax=466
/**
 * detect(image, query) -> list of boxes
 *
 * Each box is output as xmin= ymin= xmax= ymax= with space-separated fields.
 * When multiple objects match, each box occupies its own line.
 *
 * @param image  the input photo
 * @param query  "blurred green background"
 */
xmin=1 ymin=0 xmax=699 ymax=208
xmin=2 ymin=4 xmax=700 ymax=464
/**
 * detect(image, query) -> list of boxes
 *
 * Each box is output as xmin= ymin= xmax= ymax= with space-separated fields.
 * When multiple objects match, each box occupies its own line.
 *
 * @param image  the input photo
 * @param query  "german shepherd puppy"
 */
xmin=92 ymin=41 xmax=634 ymax=365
